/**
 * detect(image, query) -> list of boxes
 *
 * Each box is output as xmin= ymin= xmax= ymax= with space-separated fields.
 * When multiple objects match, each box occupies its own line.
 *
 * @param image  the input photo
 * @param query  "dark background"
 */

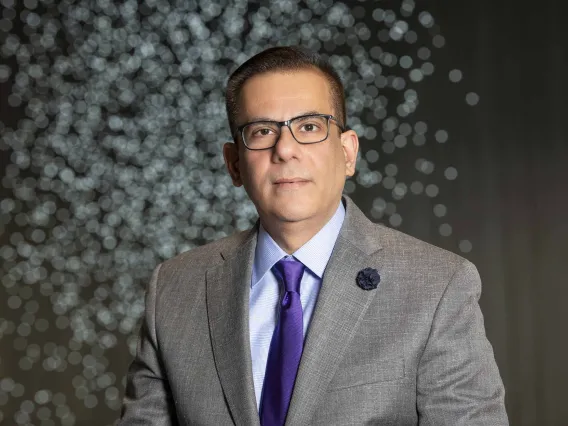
xmin=1 ymin=0 xmax=567 ymax=425
xmin=421 ymin=2 xmax=568 ymax=424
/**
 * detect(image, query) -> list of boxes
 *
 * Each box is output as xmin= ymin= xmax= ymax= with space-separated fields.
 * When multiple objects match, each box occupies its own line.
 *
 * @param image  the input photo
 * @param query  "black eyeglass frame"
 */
xmin=236 ymin=113 xmax=346 ymax=151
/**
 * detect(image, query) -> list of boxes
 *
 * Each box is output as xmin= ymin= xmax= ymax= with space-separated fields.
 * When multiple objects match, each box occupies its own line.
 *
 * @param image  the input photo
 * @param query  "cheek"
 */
xmin=321 ymin=146 xmax=346 ymax=178
xmin=241 ymin=156 xmax=268 ymax=192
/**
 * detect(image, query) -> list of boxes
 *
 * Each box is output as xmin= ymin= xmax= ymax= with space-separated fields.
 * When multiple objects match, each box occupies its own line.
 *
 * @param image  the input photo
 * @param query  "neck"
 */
xmin=260 ymin=200 xmax=341 ymax=254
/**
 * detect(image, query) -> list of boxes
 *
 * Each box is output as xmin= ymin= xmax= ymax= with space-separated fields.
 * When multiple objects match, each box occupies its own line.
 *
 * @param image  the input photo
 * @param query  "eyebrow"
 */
xmin=245 ymin=110 xmax=323 ymax=123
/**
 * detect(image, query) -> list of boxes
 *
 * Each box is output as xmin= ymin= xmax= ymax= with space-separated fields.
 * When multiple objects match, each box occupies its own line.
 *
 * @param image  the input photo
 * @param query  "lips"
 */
xmin=273 ymin=177 xmax=310 ymax=190
xmin=274 ymin=178 xmax=310 ymax=184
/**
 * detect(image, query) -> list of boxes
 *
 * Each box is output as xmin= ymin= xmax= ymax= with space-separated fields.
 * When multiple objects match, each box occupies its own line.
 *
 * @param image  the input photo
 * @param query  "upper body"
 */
xmin=119 ymin=46 xmax=508 ymax=425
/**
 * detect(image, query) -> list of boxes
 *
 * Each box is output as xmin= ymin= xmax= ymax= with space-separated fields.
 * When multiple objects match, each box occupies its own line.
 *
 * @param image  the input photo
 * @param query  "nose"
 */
xmin=272 ymin=125 xmax=300 ymax=162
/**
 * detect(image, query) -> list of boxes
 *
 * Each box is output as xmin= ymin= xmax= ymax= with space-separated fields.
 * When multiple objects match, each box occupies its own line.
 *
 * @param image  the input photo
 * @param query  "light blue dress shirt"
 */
xmin=249 ymin=201 xmax=346 ymax=410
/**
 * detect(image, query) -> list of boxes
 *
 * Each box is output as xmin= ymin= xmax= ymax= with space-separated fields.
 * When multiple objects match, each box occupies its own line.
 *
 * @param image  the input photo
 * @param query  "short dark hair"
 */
xmin=225 ymin=46 xmax=346 ymax=141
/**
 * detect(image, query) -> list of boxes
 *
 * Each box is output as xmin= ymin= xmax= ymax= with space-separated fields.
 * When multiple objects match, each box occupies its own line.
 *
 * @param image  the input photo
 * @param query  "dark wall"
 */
xmin=413 ymin=1 xmax=568 ymax=424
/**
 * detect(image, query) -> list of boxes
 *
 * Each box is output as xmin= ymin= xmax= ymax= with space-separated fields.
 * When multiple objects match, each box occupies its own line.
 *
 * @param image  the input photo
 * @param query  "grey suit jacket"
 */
xmin=119 ymin=196 xmax=508 ymax=425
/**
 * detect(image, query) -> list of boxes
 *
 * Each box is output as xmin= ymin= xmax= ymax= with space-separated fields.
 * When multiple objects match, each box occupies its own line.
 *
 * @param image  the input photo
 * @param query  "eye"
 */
xmin=254 ymin=128 xmax=275 ymax=136
xmin=245 ymin=123 xmax=278 ymax=138
xmin=293 ymin=115 xmax=327 ymax=133
xmin=300 ymin=123 xmax=320 ymax=132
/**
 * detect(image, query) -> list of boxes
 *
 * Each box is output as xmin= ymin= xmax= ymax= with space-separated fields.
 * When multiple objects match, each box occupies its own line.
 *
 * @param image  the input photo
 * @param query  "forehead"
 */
xmin=238 ymin=69 xmax=333 ymax=121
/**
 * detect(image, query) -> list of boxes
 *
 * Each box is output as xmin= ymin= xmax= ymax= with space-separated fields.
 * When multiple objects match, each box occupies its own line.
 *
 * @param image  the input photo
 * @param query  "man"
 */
xmin=119 ymin=46 xmax=508 ymax=425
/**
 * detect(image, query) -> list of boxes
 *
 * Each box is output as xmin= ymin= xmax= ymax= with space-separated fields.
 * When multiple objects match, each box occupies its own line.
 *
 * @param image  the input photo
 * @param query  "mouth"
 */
xmin=273 ymin=178 xmax=310 ymax=189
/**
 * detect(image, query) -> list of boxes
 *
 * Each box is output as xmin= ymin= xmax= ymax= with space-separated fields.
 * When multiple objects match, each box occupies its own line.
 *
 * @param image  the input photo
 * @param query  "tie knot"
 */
xmin=272 ymin=258 xmax=305 ymax=294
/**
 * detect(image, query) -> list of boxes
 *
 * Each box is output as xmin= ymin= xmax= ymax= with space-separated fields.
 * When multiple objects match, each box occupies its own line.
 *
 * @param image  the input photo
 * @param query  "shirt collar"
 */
xmin=251 ymin=200 xmax=346 ymax=287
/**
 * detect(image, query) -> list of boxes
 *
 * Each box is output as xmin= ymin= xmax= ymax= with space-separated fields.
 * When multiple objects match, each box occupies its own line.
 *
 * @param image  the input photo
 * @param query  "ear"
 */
xmin=341 ymin=129 xmax=359 ymax=177
xmin=223 ymin=142 xmax=243 ymax=187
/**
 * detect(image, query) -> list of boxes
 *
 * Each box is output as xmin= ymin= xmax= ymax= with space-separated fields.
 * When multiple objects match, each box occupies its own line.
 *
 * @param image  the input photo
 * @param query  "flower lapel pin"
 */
xmin=356 ymin=267 xmax=381 ymax=290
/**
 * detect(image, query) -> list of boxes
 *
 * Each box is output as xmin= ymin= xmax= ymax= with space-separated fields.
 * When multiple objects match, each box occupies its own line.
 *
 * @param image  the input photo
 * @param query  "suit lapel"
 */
xmin=285 ymin=196 xmax=384 ymax=425
xmin=206 ymin=227 xmax=261 ymax=426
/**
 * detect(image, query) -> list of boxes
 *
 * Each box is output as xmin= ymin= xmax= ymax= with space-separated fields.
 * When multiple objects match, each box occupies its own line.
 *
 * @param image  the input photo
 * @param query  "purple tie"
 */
xmin=260 ymin=257 xmax=306 ymax=426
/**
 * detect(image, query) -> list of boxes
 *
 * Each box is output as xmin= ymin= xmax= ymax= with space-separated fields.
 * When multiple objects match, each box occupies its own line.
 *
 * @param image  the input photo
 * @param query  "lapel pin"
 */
xmin=356 ymin=267 xmax=381 ymax=290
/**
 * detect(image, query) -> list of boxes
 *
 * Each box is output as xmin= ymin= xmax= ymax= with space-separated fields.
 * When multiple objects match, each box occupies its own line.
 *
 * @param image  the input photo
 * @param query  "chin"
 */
xmin=270 ymin=203 xmax=316 ymax=223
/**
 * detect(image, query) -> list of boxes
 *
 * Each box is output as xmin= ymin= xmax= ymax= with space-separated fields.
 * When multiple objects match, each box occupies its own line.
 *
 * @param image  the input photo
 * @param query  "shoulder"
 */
xmin=344 ymin=197 xmax=468 ymax=275
xmin=379 ymin=224 xmax=465 ymax=267
xmin=158 ymin=227 xmax=255 ymax=278
xmin=369 ymin=223 xmax=477 ymax=292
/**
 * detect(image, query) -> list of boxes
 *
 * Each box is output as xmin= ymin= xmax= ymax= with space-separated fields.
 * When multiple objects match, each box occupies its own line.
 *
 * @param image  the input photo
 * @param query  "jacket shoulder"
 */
xmin=160 ymin=228 xmax=254 ymax=273
xmin=375 ymin=223 xmax=470 ymax=272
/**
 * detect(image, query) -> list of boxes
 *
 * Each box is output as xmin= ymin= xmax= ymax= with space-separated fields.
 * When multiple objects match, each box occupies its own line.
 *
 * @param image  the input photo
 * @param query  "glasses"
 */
xmin=236 ymin=113 xmax=345 ymax=151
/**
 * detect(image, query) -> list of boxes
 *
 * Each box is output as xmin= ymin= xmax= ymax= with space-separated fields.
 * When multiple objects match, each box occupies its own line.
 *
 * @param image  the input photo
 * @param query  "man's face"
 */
xmin=223 ymin=69 xmax=358 ymax=227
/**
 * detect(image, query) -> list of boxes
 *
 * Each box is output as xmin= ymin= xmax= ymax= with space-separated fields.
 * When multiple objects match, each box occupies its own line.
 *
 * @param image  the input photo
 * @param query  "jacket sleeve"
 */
xmin=416 ymin=259 xmax=509 ymax=425
xmin=118 ymin=263 xmax=178 ymax=425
